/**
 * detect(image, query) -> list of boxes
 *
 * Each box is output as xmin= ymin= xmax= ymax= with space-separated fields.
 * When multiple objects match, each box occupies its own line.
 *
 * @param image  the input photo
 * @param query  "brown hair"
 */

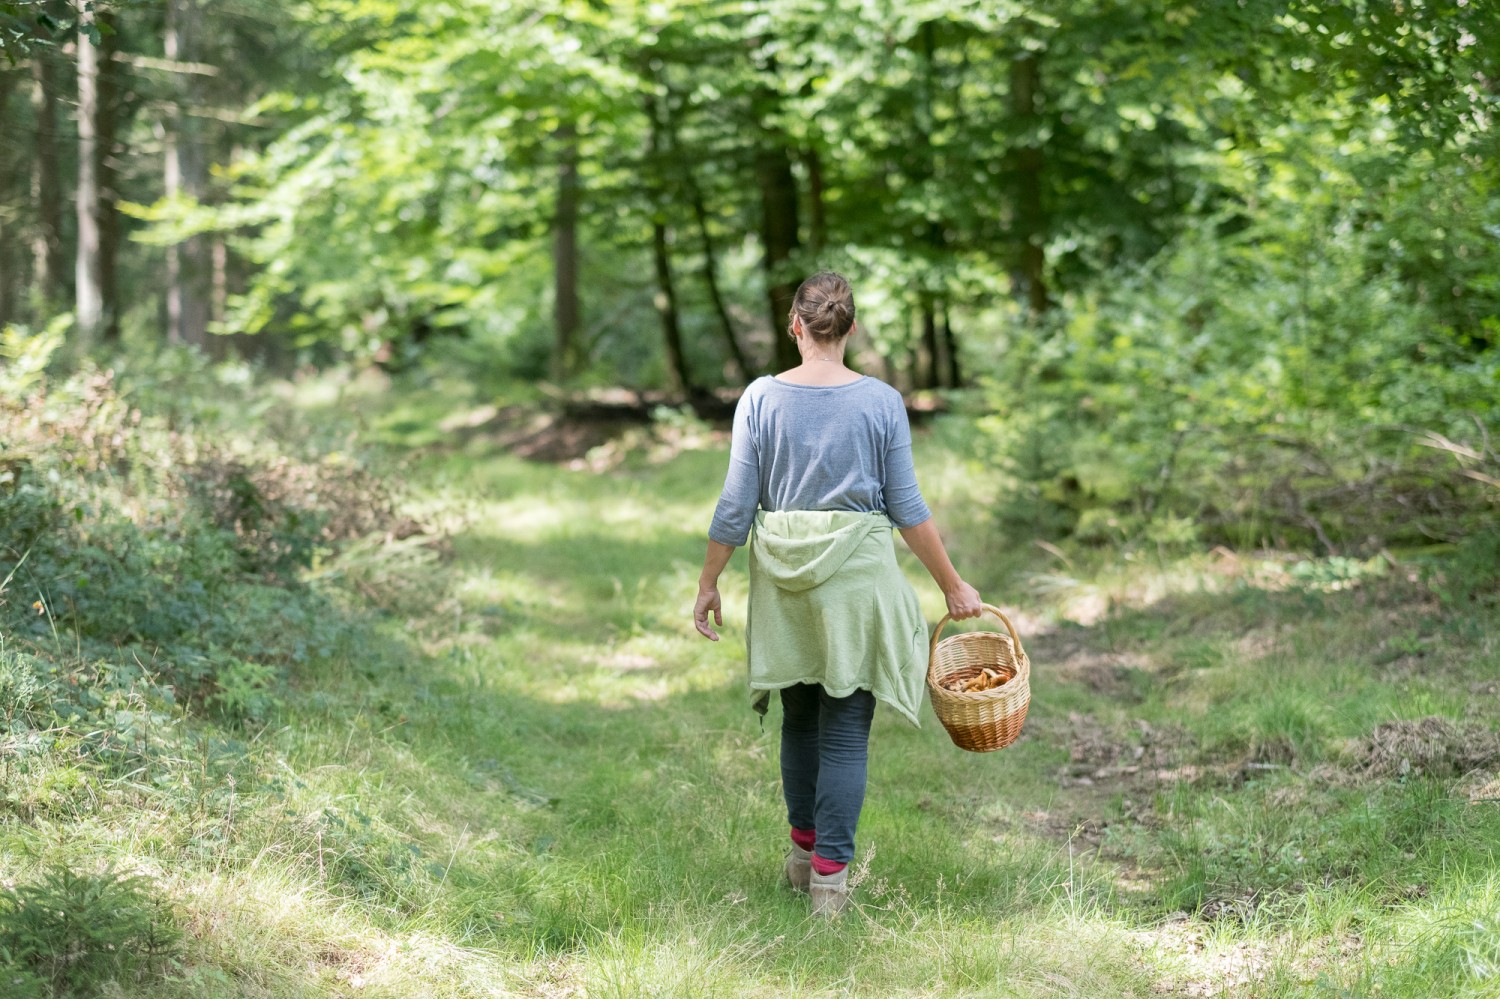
xmin=790 ymin=271 xmax=856 ymax=343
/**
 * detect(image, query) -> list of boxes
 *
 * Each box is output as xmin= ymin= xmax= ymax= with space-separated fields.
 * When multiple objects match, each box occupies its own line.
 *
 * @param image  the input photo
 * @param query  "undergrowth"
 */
xmin=0 ymin=331 xmax=1496 ymax=996
xmin=0 ymin=334 xmax=439 ymax=995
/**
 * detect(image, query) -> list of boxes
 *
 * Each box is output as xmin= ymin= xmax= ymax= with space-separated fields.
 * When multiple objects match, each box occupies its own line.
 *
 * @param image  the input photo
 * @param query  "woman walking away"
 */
xmin=693 ymin=272 xmax=983 ymax=917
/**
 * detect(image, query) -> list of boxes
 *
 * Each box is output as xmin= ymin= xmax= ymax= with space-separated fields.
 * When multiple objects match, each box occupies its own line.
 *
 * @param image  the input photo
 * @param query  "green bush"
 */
xmin=974 ymin=164 xmax=1498 ymax=555
xmin=0 ymin=340 xmax=432 ymax=836
xmin=0 ymin=962 xmax=47 ymax=999
xmin=2 ymin=341 xmax=414 ymax=656
xmin=311 ymin=804 xmax=432 ymax=908
xmin=206 ymin=656 xmax=284 ymax=724
xmin=1429 ymin=528 xmax=1500 ymax=607
xmin=0 ymin=864 xmax=181 ymax=993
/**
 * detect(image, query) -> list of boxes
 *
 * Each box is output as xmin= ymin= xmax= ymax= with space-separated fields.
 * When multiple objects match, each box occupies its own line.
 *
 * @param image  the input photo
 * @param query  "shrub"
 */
xmin=0 ymin=864 xmax=181 ymax=992
xmin=973 ymin=188 xmax=1498 ymax=555
xmin=206 ymin=657 xmax=284 ymax=724
xmin=0 ymin=337 xmax=435 ymax=829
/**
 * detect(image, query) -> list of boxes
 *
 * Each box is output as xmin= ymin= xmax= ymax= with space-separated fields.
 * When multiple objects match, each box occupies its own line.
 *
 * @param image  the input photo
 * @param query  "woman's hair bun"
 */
xmin=791 ymin=272 xmax=856 ymax=343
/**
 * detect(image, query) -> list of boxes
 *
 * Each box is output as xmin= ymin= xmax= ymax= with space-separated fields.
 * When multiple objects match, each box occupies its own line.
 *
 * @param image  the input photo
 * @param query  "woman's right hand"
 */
xmin=944 ymin=580 xmax=983 ymax=620
xmin=694 ymin=585 xmax=723 ymax=641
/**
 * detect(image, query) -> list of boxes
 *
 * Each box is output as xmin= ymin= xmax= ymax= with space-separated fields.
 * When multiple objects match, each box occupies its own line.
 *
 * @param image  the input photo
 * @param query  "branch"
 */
xmin=111 ymin=50 xmax=219 ymax=77
xmin=1415 ymin=430 xmax=1482 ymax=462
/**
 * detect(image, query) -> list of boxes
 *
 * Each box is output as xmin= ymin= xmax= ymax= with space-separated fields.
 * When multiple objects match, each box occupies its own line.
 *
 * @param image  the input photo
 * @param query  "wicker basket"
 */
xmin=927 ymin=604 xmax=1031 ymax=753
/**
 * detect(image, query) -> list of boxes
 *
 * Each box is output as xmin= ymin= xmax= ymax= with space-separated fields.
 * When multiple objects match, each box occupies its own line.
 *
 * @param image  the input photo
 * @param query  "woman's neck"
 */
xmin=775 ymin=361 xmax=862 ymax=386
xmin=775 ymin=333 xmax=860 ymax=385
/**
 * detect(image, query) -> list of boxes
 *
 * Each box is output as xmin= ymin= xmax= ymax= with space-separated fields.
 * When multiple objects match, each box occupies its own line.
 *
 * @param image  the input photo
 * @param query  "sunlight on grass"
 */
xmin=475 ymin=492 xmax=715 ymax=542
xmin=13 ymin=377 xmax=1494 ymax=997
xmin=168 ymin=867 xmax=524 ymax=998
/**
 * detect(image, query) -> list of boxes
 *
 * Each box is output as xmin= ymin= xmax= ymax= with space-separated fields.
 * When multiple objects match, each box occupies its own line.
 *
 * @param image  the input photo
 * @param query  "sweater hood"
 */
xmin=750 ymin=510 xmax=889 ymax=592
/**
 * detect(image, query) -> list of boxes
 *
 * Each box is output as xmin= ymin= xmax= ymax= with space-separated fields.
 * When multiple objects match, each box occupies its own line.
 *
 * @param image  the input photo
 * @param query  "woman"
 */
xmin=693 ymin=271 xmax=982 ymax=917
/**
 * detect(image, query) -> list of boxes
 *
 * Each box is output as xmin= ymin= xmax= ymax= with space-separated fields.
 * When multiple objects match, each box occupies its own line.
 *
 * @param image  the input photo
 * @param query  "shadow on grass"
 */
xmin=184 ymin=434 xmax=1500 ymax=993
xmin=397 ymin=501 xmax=1497 ymax=946
xmin=285 ymin=520 xmax=1113 ymax=962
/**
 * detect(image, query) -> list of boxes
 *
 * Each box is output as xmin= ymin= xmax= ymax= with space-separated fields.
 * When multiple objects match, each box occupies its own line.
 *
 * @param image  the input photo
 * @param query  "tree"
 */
xmin=74 ymin=0 xmax=103 ymax=338
xmin=93 ymin=5 xmax=121 ymax=340
xmin=165 ymin=0 xmax=1496 ymax=401
xmin=30 ymin=1 xmax=65 ymax=312
xmin=552 ymin=122 xmax=581 ymax=381
xmin=163 ymin=0 xmax=210 ymax=348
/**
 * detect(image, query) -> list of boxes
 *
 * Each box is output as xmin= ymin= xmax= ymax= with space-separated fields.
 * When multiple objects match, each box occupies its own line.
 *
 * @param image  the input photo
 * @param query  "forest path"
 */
xmin=339 ymin=428 xmax=1497 ymax=998
xmin=337 ymin=429 xmax=1476 ymax=996
xmin=377 ymin=441 xmax=1180 ymax=995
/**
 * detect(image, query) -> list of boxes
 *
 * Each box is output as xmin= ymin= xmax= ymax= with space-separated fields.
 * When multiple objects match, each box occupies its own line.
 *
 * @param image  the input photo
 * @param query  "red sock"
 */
xmin=790 ymin=827 xmax=816 ymax=852
xmin=810 ymin=853 xmax=847 ymax=876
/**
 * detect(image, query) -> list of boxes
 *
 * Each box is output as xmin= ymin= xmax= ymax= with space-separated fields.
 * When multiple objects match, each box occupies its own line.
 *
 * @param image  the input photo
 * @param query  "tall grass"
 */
xmin=1 ymin=358 xmax=1496 ymax=996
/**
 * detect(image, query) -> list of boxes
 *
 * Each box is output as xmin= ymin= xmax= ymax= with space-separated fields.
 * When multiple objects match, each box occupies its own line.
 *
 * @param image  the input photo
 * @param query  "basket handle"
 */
xmin=928 ymin=603 xmax=1025 ymax=659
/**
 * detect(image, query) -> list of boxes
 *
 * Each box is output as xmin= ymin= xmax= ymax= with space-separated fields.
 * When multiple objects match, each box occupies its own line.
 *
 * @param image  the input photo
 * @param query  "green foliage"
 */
xmin=971 ymin=142 xmax=1499 ymax=552
xmin=0 ymin=863 xmax=180 ymax=993
xmin=304 ymin=805 xmax=431 ymax=908
xmin=0 ymin=0 xmax=144 ymax=59
xmin=142 ymin=0 xmax=1497 ymax=558
xmin=0 ymin=352 xmax=432 ymax=843
xmin=1428 ymin=528 xmax=1500 ymax=608
xmin=179 ymin=0 xmax=1497 ymax=373
xmin=206 ymin=657 xmax=283 ymax=724
xmin=1287 ymin=556 xmax=1390 ymax=592
xmin=0 ymin=647 xmax=44 ymax=721
xmin=0 ymin=319 xmax=67 ymax=398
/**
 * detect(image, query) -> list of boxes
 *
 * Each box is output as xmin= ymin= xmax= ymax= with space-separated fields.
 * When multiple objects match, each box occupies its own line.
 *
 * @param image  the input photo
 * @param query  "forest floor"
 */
xmin=5 ymin=366 xmax=1499 ymax=997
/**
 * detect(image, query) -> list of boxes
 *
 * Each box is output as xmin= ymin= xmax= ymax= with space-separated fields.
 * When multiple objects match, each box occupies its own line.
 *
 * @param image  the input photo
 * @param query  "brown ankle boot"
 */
xmin=784 ymin=844 xmax=812 ymax=892
xmin=810 ymin=864 xmax=851 ymax=917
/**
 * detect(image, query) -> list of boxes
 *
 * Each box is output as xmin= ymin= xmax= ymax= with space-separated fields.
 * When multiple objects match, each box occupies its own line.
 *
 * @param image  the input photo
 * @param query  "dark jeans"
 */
xmin=778 ymin=682 xmax=876 ymax=865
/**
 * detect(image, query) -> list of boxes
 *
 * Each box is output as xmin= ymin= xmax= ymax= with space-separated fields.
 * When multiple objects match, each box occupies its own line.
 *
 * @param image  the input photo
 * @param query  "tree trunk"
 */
xmin=905 ymin=304 xmax=923 ymax=391
xmin=75 ymin=0 xmax=104 ymax=338
xmin=920 ymin=294 xmax=940 ymax=390
xmin=31 ymin=12 xmax=65 ymax=313
xmin=0 ymin=70 xmax=23 ymax=322
xmin=164 ymin=0 xmax=211 ymax=349
xmin=212 ymin=234 xmax=227 ymax=324
xmin=941 ymin=299 xmax=961 ymax=388
xmin=660 ymin=78 xmax=750 ymax=383
xmin=657 ymin=73 xmax=750 ymax=381
xmin=756 ymin=140 xmax=800 ymax=371
xmin=914 ymin=21 xmax=953 ymax=388
xmin=1011 ymin=52 xmax=1048 ymax=316
xmin=1 ymin=69 xmax=19 ymax=324
xmin=551 ymin=122 xmax=581 ymax=381
xmin=0 ymin=212 xmax=13 ymax=328
xmin=688 ymin=183 xmax=750 ymax=383
xmin=805 ymin=146 xmax=826 ymax=255
xmin=642 ymin=81 xmax=693 ymax=397
xmin=651 ymin=221 xmax=692 ymax=397
xmin=0 ymin=67 xmax=15 ymax=133
xmin=748 ymin=32 xmax=802 ymax=372
xmin=95 ymin=7 xmax=121 ymax=341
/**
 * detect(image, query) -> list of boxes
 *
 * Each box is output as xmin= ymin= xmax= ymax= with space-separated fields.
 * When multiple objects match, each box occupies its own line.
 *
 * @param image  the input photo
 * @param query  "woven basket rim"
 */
xmin=927 ymin=604 xmax=1026 ymax=659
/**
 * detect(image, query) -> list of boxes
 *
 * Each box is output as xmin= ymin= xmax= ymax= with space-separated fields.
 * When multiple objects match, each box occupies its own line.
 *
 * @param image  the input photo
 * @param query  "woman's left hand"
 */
xmin=694 ymin=586 xmax=723 ymax=641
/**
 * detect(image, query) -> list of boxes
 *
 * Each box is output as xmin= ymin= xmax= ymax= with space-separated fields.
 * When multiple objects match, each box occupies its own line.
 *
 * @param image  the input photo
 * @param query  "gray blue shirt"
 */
xmin=708 ymin=375 xmax=932 ymax=547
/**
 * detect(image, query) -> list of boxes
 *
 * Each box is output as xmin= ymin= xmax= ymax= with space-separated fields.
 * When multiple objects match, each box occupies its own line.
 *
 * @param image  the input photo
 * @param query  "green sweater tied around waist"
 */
xmin=747 ymin=510 xmax=928 ymax=726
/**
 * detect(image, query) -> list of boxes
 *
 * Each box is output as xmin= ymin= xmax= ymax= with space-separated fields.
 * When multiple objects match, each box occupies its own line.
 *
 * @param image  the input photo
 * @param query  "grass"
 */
xmin=2 ymin=365 xmax=1499 ymax=997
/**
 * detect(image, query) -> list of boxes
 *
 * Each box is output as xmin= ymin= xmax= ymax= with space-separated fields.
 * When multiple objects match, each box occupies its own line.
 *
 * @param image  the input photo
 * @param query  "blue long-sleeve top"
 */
xmin=708 ymin=375 xmax=932 ymax=547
